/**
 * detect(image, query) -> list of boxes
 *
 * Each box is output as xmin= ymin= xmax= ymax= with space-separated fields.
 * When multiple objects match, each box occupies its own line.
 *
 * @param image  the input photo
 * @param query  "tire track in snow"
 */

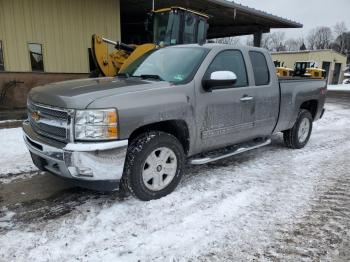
xmin=262 ymin=176 xmax=350 ymax=261
xmin=195 ymin=143 xmax=350 ymax=262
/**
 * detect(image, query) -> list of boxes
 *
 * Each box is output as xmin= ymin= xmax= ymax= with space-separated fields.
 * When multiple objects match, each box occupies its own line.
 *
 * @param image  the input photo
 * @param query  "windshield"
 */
xmin=120 ymin=47 xmax=208 ymax=83
xmin=153 ymin=11 xmax=180 ymax=45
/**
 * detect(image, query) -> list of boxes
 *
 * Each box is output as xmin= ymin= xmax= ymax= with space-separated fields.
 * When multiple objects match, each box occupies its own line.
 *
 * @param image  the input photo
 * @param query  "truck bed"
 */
xmin=274 ymin=78 xmax=327 ymax=133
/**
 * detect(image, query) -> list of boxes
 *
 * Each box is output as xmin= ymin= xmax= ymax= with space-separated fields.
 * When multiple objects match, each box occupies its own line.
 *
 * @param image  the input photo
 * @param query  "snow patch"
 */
xmin=328 ymin=84 xmax=350 ymax=91
xmin=0 ymin=128 xmax=37 ymax=178
xmin=0 ymin=208 xmax=16 ymax=229
xmin=0 ymin=103 xmax=350 ymax=261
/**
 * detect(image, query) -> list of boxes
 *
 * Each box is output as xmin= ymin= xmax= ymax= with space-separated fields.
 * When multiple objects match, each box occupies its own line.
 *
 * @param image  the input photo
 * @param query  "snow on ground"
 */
xmin=0 ymin=102 xmax=349 ymax=261
xmin=0 ymin=120 xmax=20 ymax=124
xmin=0 ymin=128 xmax=37 ymax=178
xmin=328 ymin=84 xmax=350 ymax=91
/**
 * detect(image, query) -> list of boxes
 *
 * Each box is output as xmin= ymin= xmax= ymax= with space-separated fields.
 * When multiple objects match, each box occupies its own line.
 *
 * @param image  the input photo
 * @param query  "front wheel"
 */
xmin=122 ymin=131 xmax=185 ymax=201
xmin=283 ymin=109 xmax=313 ymax=149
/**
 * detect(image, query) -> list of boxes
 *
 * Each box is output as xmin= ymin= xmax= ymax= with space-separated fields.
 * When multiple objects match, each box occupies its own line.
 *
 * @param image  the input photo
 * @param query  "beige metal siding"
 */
xmin=271 ymin=50 xmax=347 ymax=71
xmin=271 ymin=50 xmax=347 ymax=84
xmin=0 ymin=0 xmax=120 ymax=73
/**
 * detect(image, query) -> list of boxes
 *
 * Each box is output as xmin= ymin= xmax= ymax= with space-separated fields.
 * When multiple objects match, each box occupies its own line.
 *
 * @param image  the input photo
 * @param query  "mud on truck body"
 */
xmin=23 ymin=44 xmax=327 ymax=200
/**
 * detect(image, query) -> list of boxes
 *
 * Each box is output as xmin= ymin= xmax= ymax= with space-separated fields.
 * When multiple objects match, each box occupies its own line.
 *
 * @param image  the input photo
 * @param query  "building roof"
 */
xmin=271 ymin=49 xmax=347 ymax=58
xmin=121 ymin=0 xmax=302 ymax=38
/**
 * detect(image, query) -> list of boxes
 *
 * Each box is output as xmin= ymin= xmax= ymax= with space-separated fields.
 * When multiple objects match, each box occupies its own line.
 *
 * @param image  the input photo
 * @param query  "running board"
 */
xmin=189 ymin=139 xmax=271 ymax=165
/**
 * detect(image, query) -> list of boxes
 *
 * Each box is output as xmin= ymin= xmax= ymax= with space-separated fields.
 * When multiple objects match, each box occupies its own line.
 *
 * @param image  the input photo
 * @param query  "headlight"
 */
xmin=74 ymin=109 xmax=118 ymax=141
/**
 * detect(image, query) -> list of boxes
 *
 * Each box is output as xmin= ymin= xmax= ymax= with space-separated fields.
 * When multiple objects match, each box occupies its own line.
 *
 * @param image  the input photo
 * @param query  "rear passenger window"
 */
xmin=249 ymin=51 xmax=270 ymax=86
xmin=205 ymin=50 xmax=248 ymax=87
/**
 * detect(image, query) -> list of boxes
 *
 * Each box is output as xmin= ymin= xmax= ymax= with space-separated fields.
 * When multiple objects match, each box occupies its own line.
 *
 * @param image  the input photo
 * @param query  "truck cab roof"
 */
xmin=167 ymin=43 xmax=268 ymax=53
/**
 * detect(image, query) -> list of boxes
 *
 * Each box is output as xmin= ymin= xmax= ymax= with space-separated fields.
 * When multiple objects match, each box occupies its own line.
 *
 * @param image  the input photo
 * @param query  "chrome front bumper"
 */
xmin=23 ymin=120 xmax=128 ymax=184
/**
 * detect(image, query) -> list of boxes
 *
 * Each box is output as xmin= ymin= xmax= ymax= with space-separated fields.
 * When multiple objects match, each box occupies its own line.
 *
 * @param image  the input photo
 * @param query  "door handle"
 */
xmin=240 ymin=96 xmax=254 ymax=102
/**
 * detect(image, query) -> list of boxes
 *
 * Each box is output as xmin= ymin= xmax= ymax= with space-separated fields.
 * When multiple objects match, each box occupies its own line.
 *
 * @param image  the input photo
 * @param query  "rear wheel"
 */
xmin=283 ymin=109 xmax=313 ymax=149
xmin=122 ymin=131 xmax=185 ymax=201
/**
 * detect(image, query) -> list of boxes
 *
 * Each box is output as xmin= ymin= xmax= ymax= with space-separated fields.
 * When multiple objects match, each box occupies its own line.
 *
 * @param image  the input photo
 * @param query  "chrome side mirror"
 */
xmin=202 ymin=71 xmax=237 ymax=92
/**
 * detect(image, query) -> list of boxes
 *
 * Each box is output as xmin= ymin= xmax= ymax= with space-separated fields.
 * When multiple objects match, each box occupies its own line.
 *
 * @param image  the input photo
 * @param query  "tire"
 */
xmin=122 ymin=131 xmax=185 ymax=201
xmin=283 ymin=109 xmax=313 ymax=149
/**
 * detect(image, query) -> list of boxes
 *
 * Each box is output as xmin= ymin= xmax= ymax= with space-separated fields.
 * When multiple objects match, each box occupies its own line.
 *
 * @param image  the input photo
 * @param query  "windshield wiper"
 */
xmin=139 ymin=74 xmax=164 ymax=81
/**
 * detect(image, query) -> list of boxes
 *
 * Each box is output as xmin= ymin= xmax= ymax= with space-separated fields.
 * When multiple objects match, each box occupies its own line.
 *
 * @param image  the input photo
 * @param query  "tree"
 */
xmin=214 ymin=37 xmax=241 ymax=46
xmin=245 ymin=36 xmax=254 ymax=46
xmin=307 ymin=26 xmax=333 ymax=50
xmin=333 ymin=22 xmax=348 ymax=54
xmin=336 ymin=32 xmax=350 ymax=64
xmin=259 ymin=32 xmax=286 ymax=51
xmin=330 ymin=42 xmax=342 ymax=53
xmin=285 ymin=38 xmax=299 ymax=51
xmin=285 ymin=37 xmax=305 ymax=51
xmin=260 ymin=34 xmax=272 ymax=50
xmin=270 ymin=32 xmax=286 ymax=51
xmin=307 ymin=29 xmax=317 ymax=50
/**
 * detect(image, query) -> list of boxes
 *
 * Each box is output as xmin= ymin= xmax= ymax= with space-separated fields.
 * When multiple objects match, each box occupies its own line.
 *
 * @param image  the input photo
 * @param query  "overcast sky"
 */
xmin=234 ymin=0 xmax=350 ymax=39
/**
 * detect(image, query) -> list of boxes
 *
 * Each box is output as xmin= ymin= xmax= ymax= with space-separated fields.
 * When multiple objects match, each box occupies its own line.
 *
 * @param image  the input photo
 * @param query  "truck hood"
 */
xmin=29 ymin=77 xmax=171 ymax=109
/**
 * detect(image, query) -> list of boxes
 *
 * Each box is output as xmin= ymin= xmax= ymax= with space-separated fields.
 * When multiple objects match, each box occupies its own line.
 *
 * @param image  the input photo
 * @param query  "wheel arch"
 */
xmin=300 ymin=99 xmax=318 ymax=120
xmin=128 ymin=120 xmax=190 ymax=154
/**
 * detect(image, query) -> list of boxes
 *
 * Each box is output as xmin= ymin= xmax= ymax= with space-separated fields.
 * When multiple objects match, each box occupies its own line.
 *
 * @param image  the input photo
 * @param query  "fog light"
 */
xmin=77 ymin=167 xmax=93 ymax=177
xmin=68 ymin=166 xmax=93 ymax=177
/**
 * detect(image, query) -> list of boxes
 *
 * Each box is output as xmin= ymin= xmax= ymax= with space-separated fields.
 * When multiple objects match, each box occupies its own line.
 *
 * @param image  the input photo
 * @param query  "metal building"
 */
xmin=271 ymin=50 xmax=347 ymax=85
xmin=0 ymin=0 xmax=301 ymax=111
xmin=0 ymin=0 xmax=121 ymax=73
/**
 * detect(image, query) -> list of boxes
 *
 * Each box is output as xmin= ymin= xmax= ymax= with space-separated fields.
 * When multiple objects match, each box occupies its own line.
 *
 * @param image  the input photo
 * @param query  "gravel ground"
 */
xmin=0 ymin=95 xmax=349 ymax=261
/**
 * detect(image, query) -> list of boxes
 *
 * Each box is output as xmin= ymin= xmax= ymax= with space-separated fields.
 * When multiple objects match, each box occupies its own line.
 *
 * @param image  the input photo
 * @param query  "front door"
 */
xmin=196 ymin=49 xmax=256 ymax=152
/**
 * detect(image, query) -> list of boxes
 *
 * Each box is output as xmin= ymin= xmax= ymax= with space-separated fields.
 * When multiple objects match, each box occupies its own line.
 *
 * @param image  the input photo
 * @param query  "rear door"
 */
xmin=247 ymin=51 xmax=280 ymax=137
xmin=195 ymin=49 xmax=257 ymax=152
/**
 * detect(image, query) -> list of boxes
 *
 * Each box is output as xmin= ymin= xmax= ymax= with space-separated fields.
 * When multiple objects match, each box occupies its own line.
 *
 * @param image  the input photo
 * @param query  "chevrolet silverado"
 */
xmin=23 ymin=44 xmax=327 ymax=200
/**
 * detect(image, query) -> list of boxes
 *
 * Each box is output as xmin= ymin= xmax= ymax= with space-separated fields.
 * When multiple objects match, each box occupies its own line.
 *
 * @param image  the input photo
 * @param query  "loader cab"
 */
xmin=151 ymin=7 xmax=209 ymax=46
xmin=274 ymin=60 xmax=282 ymax=67
xmin=293 ymin=61 xmax=326 ymax=79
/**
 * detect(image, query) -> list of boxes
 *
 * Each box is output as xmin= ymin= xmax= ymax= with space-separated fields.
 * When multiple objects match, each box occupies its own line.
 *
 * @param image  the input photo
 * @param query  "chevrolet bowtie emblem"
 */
xmin=31 ymin=111 xmax=41 ymax=121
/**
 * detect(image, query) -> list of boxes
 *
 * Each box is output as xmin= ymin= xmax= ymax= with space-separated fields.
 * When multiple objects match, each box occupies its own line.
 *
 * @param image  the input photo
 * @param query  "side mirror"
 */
xmin=202 ymin=71 xmax=237 ymax=92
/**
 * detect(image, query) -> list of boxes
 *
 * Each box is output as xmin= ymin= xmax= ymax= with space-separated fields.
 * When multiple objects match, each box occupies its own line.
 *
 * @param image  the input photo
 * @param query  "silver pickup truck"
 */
xmin=23 ymin=44 xmax=327 ymax=200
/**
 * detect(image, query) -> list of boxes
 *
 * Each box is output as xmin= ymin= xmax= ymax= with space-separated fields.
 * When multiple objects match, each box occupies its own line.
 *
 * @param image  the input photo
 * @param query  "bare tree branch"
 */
xmin=307 ymin=27 xmax=333 ymax=50
xmin=214 ymin=37 xmax=241 ymax=46
xmin=334 ymin=22 xmax=348 ymax=54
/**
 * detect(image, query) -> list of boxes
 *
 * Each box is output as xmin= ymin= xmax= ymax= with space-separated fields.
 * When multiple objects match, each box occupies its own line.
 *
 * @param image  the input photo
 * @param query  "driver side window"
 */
xmin=205 ymin=50 xmax=248 ymax=87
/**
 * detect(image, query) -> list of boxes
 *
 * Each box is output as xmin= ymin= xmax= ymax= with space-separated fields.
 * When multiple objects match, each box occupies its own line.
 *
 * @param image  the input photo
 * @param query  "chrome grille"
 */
xmin=28 ymin=101 xmax=71 ymax=142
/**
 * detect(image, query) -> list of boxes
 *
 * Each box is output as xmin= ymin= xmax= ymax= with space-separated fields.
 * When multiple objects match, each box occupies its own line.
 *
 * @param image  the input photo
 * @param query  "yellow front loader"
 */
xmin=91 ymin=7 xmax=209 ymax=77
xmin=293 ymin=61 xmax=326 ymax=79
xmin=274 ymin=60 xmax=294 ymax=78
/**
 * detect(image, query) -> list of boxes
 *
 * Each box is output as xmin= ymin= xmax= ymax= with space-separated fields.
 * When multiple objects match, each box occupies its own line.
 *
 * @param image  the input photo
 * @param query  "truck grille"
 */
xmin=27 ymin=101 xmax=71 ymax=142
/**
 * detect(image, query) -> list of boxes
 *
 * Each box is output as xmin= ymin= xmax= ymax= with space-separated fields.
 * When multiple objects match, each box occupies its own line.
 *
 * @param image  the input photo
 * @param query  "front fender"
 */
xmin=87 ymin=82 xmax=197 ymax=150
